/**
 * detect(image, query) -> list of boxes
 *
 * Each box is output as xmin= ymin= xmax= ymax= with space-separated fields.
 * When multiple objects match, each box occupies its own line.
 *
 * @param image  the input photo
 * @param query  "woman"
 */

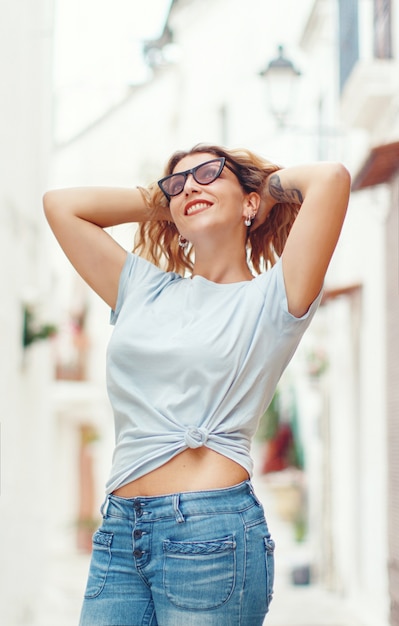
xmin=43 ymin=143 xmax=350 ymax=626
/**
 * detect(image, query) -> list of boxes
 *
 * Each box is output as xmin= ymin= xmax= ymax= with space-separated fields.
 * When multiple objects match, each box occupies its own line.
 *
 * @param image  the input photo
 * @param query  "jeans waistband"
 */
xmin=101 ymin=480 xmax=261 ymax=522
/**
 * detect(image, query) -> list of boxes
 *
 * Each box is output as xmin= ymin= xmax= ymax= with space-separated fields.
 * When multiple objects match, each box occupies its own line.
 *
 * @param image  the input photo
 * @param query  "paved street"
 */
xmin=36 ymin=461 xmax=365 ymax=626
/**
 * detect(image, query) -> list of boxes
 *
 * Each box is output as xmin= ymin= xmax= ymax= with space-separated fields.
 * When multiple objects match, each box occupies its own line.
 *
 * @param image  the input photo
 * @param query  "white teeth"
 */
xmin=186 ymin=203 xmax=210 ymax=215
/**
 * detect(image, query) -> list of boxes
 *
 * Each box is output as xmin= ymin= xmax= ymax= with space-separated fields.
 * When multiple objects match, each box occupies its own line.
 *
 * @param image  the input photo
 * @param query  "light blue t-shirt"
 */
xmin=105 ymin=252 xmax=321 ymax=494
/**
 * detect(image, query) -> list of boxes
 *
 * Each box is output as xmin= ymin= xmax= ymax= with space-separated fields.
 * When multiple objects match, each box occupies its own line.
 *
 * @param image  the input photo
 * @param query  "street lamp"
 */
xmin=259 ymin=45 xmax=301 ymax=126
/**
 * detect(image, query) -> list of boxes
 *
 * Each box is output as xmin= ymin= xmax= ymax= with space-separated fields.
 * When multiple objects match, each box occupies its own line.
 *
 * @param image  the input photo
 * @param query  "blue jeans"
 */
xmin=79 ymin=480 xmax=275 ymax=625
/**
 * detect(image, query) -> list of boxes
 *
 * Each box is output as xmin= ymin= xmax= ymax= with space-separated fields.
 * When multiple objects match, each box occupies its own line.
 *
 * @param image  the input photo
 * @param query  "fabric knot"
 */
xmin=184 ymin=427 xmax=209 ymax=449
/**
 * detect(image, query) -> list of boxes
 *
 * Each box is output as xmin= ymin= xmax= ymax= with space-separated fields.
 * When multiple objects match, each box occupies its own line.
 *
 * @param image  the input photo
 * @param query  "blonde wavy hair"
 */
xmin=133 ymin=143 xmax=299 ymax=275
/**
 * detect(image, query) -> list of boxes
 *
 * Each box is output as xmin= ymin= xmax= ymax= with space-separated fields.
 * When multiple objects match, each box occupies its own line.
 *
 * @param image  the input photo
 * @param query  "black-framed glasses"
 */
xmin=158 ymin=157 xmax=228 ymax=201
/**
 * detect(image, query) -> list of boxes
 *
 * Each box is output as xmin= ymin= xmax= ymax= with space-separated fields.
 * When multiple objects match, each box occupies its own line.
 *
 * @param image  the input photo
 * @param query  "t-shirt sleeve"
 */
xmin=277 ymin=256 xmax=322 ymax=322
xmin=110 ymin=253 xmax=181 ymax=325
xmin=110 ymin=252 xmax=137 ymax=325
xmin=256 ymin=257 xmax=323 ymax=333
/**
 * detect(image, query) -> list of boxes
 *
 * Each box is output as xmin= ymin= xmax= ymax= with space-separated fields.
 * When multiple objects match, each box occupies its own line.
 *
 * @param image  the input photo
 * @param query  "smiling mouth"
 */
xmin=185 ymin=202 xmax=212 ymax=216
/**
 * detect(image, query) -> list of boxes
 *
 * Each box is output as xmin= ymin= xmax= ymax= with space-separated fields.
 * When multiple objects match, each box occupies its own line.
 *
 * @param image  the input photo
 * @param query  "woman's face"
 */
xmin=168 ymin=152 xmax=252 ymax=243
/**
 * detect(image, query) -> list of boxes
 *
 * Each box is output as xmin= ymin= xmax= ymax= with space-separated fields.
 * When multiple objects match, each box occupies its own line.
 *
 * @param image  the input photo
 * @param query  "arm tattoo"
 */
xmin=268 ymin=174 xmax=303 ymax=205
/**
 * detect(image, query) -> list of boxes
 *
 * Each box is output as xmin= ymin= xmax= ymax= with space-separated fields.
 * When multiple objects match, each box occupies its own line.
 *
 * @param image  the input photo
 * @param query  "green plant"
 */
xmin=306 ymin=348 xmax=328 ymax=378
xmin=22 ymin=305 xmax=57 ymax=348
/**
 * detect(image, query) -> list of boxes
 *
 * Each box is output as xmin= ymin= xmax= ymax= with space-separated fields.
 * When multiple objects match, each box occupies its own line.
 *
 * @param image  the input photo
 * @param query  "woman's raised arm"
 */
xmin=43 ymin=186 xmax=168 ymax=309
xmin=262 ymin=162 xmax=351 ymax=317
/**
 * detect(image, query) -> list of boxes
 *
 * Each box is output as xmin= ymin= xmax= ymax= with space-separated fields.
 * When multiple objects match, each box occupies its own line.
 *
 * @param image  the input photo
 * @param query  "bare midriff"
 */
xmin=112 ymin=447 xmax=250 ymax=498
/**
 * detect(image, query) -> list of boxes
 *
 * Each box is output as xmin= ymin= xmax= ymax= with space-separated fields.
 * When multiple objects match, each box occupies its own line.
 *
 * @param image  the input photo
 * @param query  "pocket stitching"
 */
xmin=84 ymin=530 xmax=114 ymax=599
xmin=264 ymin=536 xmax=275 ymax=605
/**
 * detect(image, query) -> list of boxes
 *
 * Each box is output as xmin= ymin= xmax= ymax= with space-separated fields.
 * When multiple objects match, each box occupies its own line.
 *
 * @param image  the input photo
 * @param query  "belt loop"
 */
xmin=173 ymin=494 xmax=185 ymax=523
xmin=100 ymin=495 xmax=110 ymax=517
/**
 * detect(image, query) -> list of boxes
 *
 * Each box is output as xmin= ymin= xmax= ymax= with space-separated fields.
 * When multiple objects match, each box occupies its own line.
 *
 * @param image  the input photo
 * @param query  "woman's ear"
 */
xmin=242 ymin=192 xmax=261 ymax=219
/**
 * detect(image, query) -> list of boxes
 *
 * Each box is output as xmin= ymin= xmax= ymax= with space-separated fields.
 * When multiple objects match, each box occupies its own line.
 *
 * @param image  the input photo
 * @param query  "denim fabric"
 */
xmin=79 ymin=480 xmax=275 ymax=626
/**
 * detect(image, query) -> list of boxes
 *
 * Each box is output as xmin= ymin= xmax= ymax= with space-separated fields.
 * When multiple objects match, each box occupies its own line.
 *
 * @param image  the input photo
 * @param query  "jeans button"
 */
xmin=133 ymin=500 xmax=143 ymax=516
xmin=134 ymin=529 xmax=143 ymax=539
xmin=133 ymin=549 xmax=143 ymax=558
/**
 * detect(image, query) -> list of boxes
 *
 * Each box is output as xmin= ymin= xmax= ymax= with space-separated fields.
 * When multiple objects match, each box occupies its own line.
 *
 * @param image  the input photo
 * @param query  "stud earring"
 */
xmin=178 ymin=234 xmax=189 ymax=249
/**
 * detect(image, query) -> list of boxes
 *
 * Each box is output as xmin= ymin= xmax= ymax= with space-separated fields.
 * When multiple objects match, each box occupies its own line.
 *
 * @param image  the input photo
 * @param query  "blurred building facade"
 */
xmin=338 ymin=2 xmax=399 ymax=624
xmin=297 ymin=3 xmax=399 ymax=626
xmin=0 ymin=1 xmax=56 ymax=624
xmin=2 ymin=1 xmax=398 ymax=625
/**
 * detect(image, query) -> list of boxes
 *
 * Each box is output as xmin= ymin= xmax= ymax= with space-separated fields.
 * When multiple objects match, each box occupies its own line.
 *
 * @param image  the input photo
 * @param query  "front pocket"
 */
xmin=163 ymin=535 xmax=236 ymax=610
xmin=84 ymin=530 xmax=114 ymax=599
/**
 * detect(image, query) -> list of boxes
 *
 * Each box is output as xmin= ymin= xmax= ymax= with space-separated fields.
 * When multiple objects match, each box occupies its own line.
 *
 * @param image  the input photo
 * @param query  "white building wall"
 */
xmin=0 ymin=1 xmax=55 ymax=624
xmin=298 ymin=2 xmax=391 ymax=624
xmin=327 ymin=188 xmax=389 ymax=625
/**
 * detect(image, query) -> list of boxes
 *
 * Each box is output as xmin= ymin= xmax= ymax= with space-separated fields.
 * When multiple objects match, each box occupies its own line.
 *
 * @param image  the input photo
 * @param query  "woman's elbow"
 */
xmin=43 ymin=190 xmax=59 ymax=219
xmin=43 ymin=189 xmax=75 ymax=224
xmin=327 ymin=162 xmax=351 ymax=194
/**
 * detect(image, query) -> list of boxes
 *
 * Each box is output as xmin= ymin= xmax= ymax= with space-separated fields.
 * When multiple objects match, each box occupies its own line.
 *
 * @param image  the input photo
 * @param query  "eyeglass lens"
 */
xmin=160 ymin=158 xmax=225 ymax=197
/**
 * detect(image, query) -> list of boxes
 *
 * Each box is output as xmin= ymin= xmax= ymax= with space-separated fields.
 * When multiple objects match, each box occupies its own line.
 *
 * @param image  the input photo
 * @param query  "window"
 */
xmin=338 ymin=0 xmax=359 ymax=93
xmin=374 ymin=0 xmax=392 ymax=58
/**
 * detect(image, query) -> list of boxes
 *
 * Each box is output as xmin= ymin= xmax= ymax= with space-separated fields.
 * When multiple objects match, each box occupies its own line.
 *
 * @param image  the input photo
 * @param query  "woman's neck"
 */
xmin=191 ymin=247 xmax=253 ymax=284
